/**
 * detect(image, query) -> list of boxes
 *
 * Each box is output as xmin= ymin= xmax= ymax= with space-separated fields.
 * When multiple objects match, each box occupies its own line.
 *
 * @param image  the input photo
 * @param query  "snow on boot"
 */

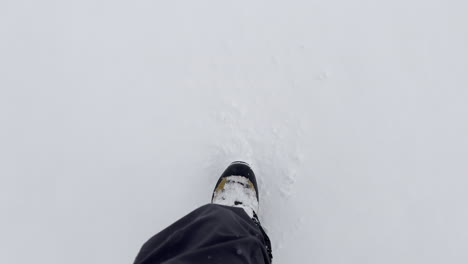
xmin=211 ymin=161 xmax=259 ymax=218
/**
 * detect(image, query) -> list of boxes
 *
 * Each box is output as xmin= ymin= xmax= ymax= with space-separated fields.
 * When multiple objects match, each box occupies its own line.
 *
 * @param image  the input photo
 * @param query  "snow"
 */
xmin=1 ymin=0 xmax=468 ymax=263
xmin=212 ymin=175 xmax=259 ymax=218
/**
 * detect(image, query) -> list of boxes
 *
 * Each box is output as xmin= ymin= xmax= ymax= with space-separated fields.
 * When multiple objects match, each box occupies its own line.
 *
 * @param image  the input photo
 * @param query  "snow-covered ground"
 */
xmin=1 ymin=0 xmax=468 ymax=263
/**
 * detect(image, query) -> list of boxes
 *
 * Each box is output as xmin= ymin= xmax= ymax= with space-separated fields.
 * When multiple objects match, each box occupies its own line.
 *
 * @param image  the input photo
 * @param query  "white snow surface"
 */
xmin=1 ymin=0 xmax=468 ymax=263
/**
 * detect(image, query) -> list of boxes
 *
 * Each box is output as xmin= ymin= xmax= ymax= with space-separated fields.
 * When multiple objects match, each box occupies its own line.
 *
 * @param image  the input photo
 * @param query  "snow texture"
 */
xmin=1 ymin=0 xmax=468 ymax=264
xmin=212 ymin=175 xmax=259 ymax=218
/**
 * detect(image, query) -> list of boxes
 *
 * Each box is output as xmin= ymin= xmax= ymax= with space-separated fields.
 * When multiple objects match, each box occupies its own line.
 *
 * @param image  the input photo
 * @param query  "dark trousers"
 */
xmin=134 ymin=204 xmax=272 ymax=264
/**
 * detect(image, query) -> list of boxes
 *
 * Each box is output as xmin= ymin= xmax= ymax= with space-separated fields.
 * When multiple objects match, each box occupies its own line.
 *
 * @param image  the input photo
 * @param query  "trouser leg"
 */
xmin=134 ymin=204 xmax=271 ymax=264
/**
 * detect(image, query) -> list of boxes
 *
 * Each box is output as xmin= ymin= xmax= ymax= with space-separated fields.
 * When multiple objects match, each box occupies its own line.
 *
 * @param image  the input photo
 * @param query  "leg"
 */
xmin=134 ymin=204 xmax=271 ymax=264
